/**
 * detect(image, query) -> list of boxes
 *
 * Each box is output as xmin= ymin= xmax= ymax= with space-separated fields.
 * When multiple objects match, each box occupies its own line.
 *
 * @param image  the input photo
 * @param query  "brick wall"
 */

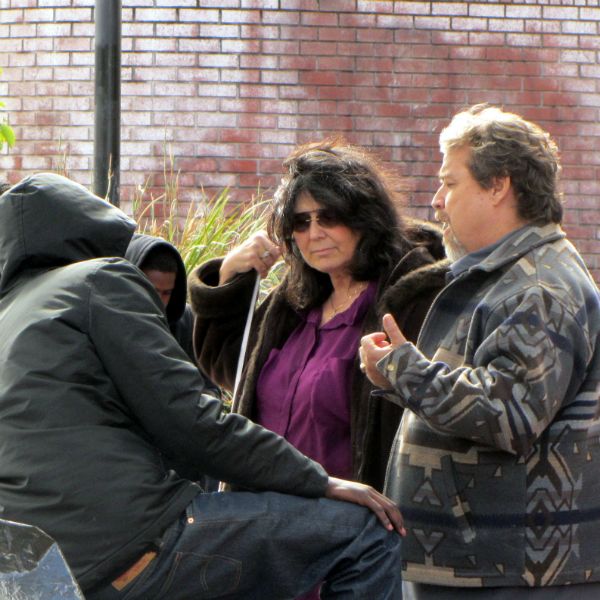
xmin=1 ymin=0 xmax=599 ymax=280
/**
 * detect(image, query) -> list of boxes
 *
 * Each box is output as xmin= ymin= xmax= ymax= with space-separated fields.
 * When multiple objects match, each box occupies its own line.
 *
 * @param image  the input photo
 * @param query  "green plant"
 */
xmin=132 ymin=151 xmax=285 ymax=297
xmin=0 ymin=68 xmax=15 ymax=151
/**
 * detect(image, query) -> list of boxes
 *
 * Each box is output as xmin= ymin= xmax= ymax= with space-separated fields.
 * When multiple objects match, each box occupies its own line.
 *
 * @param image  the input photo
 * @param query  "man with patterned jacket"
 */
xmin=361 ymin=104 xmax=600 ymax=599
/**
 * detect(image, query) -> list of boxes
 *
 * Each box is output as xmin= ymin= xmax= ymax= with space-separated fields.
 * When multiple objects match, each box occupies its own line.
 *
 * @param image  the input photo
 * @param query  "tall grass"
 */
xmin=131 ymin=153 xmax=285 ymax=295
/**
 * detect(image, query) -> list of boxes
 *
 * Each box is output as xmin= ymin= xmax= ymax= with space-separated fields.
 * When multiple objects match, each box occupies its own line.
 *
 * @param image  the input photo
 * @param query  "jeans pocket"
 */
xmin=160 ymin=551 xmax=242 ymax=599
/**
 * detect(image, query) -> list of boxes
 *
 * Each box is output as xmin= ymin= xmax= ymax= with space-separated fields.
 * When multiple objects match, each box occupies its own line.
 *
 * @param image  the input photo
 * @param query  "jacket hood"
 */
xmin=0 ymin=173 xmax=136 ymax=294
xmin=125 ymin=233 xmax=187 ymax=323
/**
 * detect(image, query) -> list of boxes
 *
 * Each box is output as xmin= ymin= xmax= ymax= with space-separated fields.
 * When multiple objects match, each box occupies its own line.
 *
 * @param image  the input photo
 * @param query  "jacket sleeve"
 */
xmin=377 ymin=284 xmax=592 ymax=455
xmin=188 ymin=259 xmax=258 ymax=391
xmin=85 ymin=260 xmax=328 ymax=497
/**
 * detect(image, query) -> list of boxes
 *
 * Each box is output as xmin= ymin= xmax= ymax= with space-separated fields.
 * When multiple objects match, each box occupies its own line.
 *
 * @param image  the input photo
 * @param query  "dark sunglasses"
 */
xmin=291 ymin=208 xmax=343 ymax=233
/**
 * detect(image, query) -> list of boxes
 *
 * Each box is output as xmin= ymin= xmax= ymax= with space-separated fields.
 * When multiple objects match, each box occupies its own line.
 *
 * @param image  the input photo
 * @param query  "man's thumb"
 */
xmin=382 ymin=313 xmax=405 ymax=347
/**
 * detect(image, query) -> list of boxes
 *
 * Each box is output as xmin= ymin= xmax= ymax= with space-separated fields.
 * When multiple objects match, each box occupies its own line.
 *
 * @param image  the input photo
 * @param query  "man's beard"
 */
xmin=442 ymin=225 xmax=468 ymax=263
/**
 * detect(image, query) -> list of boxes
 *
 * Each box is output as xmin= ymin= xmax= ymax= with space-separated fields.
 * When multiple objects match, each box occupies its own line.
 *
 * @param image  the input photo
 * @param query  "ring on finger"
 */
xmin=260 ymin=250 xmax=271 ymax=259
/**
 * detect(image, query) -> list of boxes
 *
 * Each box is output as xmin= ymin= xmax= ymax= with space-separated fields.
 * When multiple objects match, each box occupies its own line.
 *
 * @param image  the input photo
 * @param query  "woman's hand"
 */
xmin=219 ymin=231 xmax=282 ymax=285
xmin=325 ymin=476 xmax=406 ymax=536
xmin=359 ymin=313 xmax=407 ymax=388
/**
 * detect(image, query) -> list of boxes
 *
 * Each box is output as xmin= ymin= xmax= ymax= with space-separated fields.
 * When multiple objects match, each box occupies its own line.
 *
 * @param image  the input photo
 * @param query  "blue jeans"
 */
xmin=86 ymin=491 xmax=403 ymax=599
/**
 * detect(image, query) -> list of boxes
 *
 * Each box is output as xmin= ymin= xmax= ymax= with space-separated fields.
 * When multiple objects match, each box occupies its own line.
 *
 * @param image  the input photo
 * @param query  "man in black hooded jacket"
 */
xmin=125 ymin=232 xmax=220 ymax=489
xmin=125 ymin=233 xmax=196 ymax=362
xmin=0 ymin=174 xmax=404 ymax=599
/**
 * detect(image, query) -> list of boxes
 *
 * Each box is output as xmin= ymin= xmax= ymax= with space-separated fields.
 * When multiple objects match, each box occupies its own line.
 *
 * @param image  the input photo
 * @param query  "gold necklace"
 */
xmin=329 ymin=282 xmax=367 ymax=316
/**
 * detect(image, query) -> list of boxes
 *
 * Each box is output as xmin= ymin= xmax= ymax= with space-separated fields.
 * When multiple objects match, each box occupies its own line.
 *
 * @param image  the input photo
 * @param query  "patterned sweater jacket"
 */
xmin=379 ymin=224 xmax=600 ymax=588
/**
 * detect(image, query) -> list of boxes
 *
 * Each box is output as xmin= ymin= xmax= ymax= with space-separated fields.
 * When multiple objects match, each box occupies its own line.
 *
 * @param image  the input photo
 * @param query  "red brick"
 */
xmin=489 ymin=19 xmax=524 ymax=33
xmin=299 ymin=71 xmax=337 ymax=85
xmin=506 ymin=33 xmax=543 ymax=47
xmin=262 ymin=41 xmax=301 ymax=55
xmin=336 ymin=42 xmax=375 ymax=57
xmin=237 ymin=113 xmax=278 ymax=129
xmin=262 ymin=11 xmax=300 ymax=25
xmin=375 ymin=103 xmax=412 ymax=117
xmin=261 ymin=70 xmax=298 ymax=84
xmin=301 ymin=11 xmax=338 ymax=26
xmin=543 ymin=6 xmax=578 ymax=20
xmin=195 ymin=113 xmax=233 ymax=127
xmin=432 ymin=2 xmax=468 ymax=16
xmin=506 ymin=5 xmax=541 ymax=19
xmin=318 ymin=27 xmax=356 ymax=42
xmin=221 ymin=10 xmax=261 ymax=24
xmin=240 ymin=55 xmax=278 ymax=69
xmin=279 ymin=25 xmax=319 ymax=41
xmin=222 ymin=39 xmax=261 ymax=53
xmin=135 ymin=8 xmax=176 ymax=21
xmin=339 ymin=13 xmax=377 ymax=27
xmin=376 ymin=15 xmax=414 ymax=28
xmin=279 ymin=56 xmax=317 ymax=70
xmin=542 ymin=63 xmax=579 ymax=77
xmin=450 ymin=17 xmax=491 ymax=32
xmin=156 ymin=24 xmax=199 ymax=38
xmin=240 ymin=25 xmax=279 ymax=40
xmin=357 ymin=1 xmax=393 ymax=14
xmin=561 ymin=49 xmax=597 ymax=63
xmin=54 ymin=7 xmax=92 ymax=21
xmin=299 ymin=41 xmax=338 ymax=55
xmin=473 ymin=32 xmax=512 ymax=47
xmin=450 ymin=46 xmax=486 ymax=60
xmin=317 ymin=86 xmax=353 ymax=100
xmin=414 ymin=16 xmax=451 ymax=29
xmin=409 ymin=45 xmax=450 ymax=59
xmin=579 ymin=36 xmax=600 ymax=49
xmin=21 ymin=37 xmax=51 ymax=51
xmin=222 ymin=69 xmax=260 ymax=84
xmin=526 ymin=20 xmax=561 ymax=34
xmin=260 ymin=130 xmax=298 ymax=144
xmin=0 ymin=9 xmax=25 ymax=23
xmin=469 ymin=3 xmax=504 ymax=18
xmin=242 ymin=0 xmax=279 ymax=8
xmin=355 ymin=87 xmax=392 ymax=102
xmin=298 ymin=100 xmax=337 ymax=115
xmin=197 ymin=54 xmax=239 ymax=68
xmin=11 ymin=22 xmax=42 ymax=37
xmin=356 ymin=57 xmax=394 ymax=72
xmin=199 ymin=24 xmax=240 ymax=39
xmin=338 ymin=71 xmax=373 ymax=86
xmin=580 ymin=8 xmax=600 ymax=20
xmin=23 ymin=96 xmax=52 ymax=110
xmin=431 ymin=31 xmax=468 ymax=45
xmin=562 ymin=20 xmax=597 ymax=35
xmin=562 ymin=78 xmax=595 ymax=92
xmin=179 ymin=9 xmax=219 ymax=22
xmin=9 ymin=53 xmax=35 ymax=67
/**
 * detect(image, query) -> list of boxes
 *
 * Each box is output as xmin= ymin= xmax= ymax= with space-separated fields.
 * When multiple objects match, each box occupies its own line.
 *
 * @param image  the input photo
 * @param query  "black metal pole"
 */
xmin=94 ymin=0 xmax=121 ymax=206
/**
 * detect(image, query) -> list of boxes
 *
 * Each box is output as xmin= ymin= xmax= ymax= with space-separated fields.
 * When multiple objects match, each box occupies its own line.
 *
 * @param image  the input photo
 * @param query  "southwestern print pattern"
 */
xmin=381 ymin=224 xmax=600 ymax=587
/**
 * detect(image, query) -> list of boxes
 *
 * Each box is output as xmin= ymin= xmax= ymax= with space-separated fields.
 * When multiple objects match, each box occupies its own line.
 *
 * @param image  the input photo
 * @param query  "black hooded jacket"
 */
xmin=125 ymin=233 xmax=195 ymax=362
xmin=0 ymin=173 xmax=328 ymax=590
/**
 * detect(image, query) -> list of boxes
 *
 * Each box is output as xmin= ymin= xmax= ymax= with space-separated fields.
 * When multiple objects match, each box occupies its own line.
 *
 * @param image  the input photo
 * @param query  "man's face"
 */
xmin=431 ymin=145 xmax=495 ymax=261
xmin=142 ymin=269 xmax=176 ymax=308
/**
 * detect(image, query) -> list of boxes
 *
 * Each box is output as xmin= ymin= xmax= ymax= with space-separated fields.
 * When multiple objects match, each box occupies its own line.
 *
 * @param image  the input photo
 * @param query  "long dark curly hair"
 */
xmin=267 ymin=138 xmax=414 ymax=310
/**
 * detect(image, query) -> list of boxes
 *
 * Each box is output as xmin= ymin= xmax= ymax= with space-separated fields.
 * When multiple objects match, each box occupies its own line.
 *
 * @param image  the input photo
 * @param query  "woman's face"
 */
xmin=291 ymin=191 xmax=361 ymax=278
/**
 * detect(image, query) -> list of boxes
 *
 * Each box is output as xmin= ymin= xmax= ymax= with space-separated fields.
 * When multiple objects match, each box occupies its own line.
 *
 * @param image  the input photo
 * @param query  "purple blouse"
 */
xmin=255 ymin=282 xmax=376 ymax=479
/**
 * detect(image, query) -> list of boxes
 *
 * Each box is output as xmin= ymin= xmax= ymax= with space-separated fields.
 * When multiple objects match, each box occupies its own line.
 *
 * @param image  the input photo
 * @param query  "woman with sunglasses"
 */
xmin=189 ymin=138 xmax=447 ymax=500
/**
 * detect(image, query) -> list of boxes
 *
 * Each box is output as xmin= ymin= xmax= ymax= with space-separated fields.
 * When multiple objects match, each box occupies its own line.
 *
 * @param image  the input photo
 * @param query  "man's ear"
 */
xmin=490 ymin=175 xmax=511 ymax=206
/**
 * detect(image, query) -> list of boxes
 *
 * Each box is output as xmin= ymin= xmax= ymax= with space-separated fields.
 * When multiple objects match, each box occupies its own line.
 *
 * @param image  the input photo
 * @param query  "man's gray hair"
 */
xmin=440 ymin=104 xmax=563 ymax=224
